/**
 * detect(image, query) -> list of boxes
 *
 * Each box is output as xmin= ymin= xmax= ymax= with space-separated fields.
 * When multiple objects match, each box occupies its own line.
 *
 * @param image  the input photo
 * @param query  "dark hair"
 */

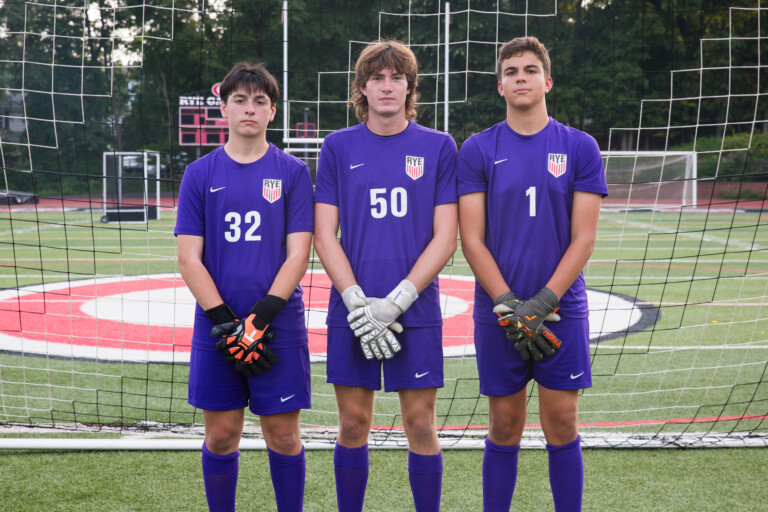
xmin=349 ymin=39 xmax=419 ymax=122
xmin=497 ymin=36 xmax=551 ymax=79
xmin=219 ymin=62 xmax=280 ymax=105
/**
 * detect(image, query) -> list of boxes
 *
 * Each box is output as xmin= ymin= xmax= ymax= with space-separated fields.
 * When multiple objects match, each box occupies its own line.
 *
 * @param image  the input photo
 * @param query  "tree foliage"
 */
xmin=1 ymin=0 xmax=766 ymax=195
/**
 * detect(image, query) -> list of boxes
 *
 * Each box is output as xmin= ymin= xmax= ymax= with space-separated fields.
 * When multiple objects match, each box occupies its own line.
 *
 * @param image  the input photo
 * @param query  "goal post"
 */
xmin=602 ymin=151 xmax=698 ymax=209
xmin=101 ymin=151 xmax=162 ymax=223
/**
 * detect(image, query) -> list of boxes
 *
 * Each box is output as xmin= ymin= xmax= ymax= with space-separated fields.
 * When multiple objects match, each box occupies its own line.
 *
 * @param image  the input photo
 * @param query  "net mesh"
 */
xmin=0 ymin=1 xmax=766 ymax=448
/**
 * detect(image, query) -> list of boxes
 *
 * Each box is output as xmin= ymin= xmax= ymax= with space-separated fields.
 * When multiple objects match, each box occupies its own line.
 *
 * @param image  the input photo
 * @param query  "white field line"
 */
xmin=600 ymin=216 xmax=761 ymax=251
xmin=593 ymin=343 xmax=768 ymax=351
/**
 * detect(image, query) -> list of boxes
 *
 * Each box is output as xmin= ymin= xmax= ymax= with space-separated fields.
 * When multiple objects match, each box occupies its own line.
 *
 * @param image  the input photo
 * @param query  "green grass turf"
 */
xmin=0 ymin=208 xmax=767 ymax=444
xmin=0 ymin=447 xmax=766 ymax=511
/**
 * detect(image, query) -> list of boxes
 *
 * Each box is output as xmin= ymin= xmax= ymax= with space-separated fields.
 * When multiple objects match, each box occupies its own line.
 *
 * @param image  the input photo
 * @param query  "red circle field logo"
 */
xmin=0 ymin=272 xmax=652 ymax=363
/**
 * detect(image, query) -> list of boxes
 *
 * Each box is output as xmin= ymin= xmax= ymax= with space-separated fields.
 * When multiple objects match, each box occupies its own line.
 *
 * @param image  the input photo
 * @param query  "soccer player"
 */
xmin=313 ymin=39 xmax=458 ymax=512
xmin=175 ymin=62 xmax=314 ymax=512
xmin=457 ymin=36 xmax=607 ymax=512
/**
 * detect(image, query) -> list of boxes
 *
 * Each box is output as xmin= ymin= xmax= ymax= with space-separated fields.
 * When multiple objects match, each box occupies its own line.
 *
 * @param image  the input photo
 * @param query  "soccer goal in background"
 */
xmin=0 ymin=2 xmax=766 ymax=450
xmin=101 ymin=151 xmax=162 ymax=223
xmin=601 ymin=151 xmax=698 ymax=209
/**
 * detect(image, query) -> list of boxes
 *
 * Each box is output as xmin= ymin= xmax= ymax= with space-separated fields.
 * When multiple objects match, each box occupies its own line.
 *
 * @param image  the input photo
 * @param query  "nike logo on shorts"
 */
xmin=415 ymin=371 xmax=430 ymax=379
xmin=280 ymin=394 xmax=296 ymax=403
xmin=210 ymin=186 xmax=225 ymax=193
xmin=494 ymin=158 xmax=508 ymax=165
xmin=570 ymin=372 xmax=585 ymax=380
xmin=349 ymin=163 xmax=365 ymax=169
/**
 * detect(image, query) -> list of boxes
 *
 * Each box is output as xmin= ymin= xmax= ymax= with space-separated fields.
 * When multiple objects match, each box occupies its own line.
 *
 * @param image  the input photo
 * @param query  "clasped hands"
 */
xmin=493 ymin=287 xmax=563 ymax=362
xmin=343 ymin=281 xmax=418 ymax=360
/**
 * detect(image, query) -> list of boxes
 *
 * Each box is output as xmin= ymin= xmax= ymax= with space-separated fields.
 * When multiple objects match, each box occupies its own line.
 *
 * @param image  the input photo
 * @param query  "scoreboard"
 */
xmin=178 ymin=106 xmax=228 ymax=146
xmin=178 ymin=83 xmax=228 ymax=146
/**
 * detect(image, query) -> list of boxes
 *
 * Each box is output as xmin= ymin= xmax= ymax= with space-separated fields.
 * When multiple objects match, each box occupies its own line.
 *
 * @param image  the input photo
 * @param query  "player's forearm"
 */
xmin=545 ymin=232 xmax=596 ymax=298
xmin=178 ymin=258 xmax=224 ymax=310
xmin=545 ymin=190 xmax=601 ymax=297
xmin=313 ymin=230 xmax=358 ymax=293
xmin=406 ymin=235 xmax=457 ymax=292
xmin=177 ymin=235 xmax=224 ymax=310
xmin=458 ymin=194 xmax=509 ymax=298
xmin=268 ymin=232 xmax=312 ymax=301
xmin=405 ymin=203 xmax=458 ymax=292
xmin=267 ymin=260 xmax=308 ymax=302
xmin=461 ymin=238 xmax=510 ymax=300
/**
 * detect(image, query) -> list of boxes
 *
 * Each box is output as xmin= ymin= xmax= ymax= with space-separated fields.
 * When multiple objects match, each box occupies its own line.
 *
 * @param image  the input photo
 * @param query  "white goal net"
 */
xmin=0 ymin=1 xmax=766 ymax=449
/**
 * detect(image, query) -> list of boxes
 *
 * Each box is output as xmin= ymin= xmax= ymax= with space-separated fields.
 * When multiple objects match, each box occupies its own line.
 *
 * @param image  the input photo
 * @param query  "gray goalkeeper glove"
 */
xmin=492 ymin=290 xmax=561 ymax=322
xmin=346 ymin=280 xmax=417 ymax=360
xmin=342 ymin=284 xmax=403 ymax=360
xmin=495 ymin=287 xmax=562 ymax=361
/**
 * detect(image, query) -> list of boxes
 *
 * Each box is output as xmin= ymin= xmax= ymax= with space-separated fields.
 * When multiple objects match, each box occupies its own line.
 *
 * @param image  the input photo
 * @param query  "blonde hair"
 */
xmin=349 ymin=39 xmax=419 ymax=122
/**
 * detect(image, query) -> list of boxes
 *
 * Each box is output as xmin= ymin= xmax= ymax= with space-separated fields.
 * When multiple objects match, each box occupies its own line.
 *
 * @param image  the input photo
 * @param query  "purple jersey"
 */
xmin=174 ymin=144 xmax=314 ymax=348
xmin=315 ymin=122 xmax=458 ymax=327
xmin=457 ymin=118 xmax=607 ymax=323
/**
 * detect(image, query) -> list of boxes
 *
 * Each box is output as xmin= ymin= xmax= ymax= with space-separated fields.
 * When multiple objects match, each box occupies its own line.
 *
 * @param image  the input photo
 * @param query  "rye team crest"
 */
xmin=405 ymin=155 xmax=424 ymax=180
xmin=547 ymin=153 xmax=567 ymax=177
xmin=263 ymin=179 xmax=282 ymax=203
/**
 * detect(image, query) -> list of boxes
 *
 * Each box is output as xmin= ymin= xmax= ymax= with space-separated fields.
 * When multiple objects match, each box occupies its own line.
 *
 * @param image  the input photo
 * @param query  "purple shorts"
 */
xmin=474 ymin=316 xmax=592 ymax=396
xmin=326 ymin=326 xmax=444 ymax=392
xmin=188 ymin=344 xmax=311 ymax=416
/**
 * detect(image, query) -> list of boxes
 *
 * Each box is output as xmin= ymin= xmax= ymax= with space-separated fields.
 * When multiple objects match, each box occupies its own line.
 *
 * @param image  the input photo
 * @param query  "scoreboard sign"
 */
xmin=178 ymin=83 xmax=228 ymax=146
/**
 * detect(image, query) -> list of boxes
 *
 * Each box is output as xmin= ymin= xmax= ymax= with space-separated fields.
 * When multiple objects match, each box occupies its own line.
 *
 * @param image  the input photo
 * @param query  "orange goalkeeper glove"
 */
xmin=207 ymin=295 xmax=285 ymax=376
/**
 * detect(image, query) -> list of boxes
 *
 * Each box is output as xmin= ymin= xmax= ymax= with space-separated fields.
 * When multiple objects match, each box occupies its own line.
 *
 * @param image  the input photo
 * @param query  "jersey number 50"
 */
xmin=224 ymin=211 xmax=261 ymax=242
xmin=370 ymin=187 xmax=407 ymax=219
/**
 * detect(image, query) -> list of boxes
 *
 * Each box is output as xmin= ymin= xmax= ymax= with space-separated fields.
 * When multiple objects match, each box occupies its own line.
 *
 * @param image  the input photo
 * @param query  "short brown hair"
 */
xmin=219 ymin=62 xmax=280 ymax=106
xmin=349 ymin=39 xmax=419 ymax=123
xmin=497 ymin=36 xmax=551 ymax=79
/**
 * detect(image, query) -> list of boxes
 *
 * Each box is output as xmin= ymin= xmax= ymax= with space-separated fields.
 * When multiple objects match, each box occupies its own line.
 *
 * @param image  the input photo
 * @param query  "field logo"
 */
xmin=548 ymin=153 xmax=567 ymax=177
xmin=405 ymin=156 xmax=424 ymax=180
xmin=0 ymin=272 xmax=657 ymax=363
xmin=263 ymin=179 xmax=282 ymax=203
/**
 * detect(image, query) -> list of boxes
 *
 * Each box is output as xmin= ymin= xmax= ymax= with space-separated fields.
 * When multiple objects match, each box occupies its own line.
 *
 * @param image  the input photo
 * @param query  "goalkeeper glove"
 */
xmin=205 ymin=302 xmax=237 ymax=326
xmin=343 ymin=285 xmax=395 ymax=359
xmin=208 ymin=295 xmax=286 ymax=376
xmin=492 ymin=290 xmax=561 ymax=322
xmin=494 ymin=287 xmax=563 ymax=361
xmin=346 ymin=280 xmax=417 ymax=360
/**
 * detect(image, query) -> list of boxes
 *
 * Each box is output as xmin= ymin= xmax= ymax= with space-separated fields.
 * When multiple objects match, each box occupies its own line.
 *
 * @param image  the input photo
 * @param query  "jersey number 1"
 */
xmin=526 ymin=186 xmax=536 ymax=217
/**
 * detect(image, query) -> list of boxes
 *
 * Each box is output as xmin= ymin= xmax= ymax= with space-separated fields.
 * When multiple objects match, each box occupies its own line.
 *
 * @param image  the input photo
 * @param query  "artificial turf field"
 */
xmin=0 ymin=206 xmax=766 ymax=510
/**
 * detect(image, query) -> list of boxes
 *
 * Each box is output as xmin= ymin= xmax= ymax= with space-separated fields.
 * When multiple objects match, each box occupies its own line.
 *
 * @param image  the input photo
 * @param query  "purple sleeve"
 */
xmin=435 ymin=135 xmax=458 ymax=205
xmin=173 ymin=162 xmax=205 ymax=237
xmin=314 ymin=136 xmax=339 ymax=206
xmin=286 ymin=162 xmax=315 ymax=234
xmin=573 ymin=134 xmax=608 ymax=197
xmin=456 ymin=135 xmax=488 ymax=196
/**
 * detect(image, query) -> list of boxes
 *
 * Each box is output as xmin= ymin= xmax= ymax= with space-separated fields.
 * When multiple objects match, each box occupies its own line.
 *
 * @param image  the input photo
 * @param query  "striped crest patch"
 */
xmin=405 ymin=155 xmax=424 ymax=180
xmin=547 ymin=153 xmax=567 ymax=178
xmin=262 ymin=179 xmax=282 ymax=203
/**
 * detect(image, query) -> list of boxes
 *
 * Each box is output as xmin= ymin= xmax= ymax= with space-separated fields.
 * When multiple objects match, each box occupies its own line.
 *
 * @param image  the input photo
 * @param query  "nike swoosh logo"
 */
xmin=494 ymin=158 xmax=508 ymax=164
xmin=280 ymin=394 xmax=296 ymax=403
xmin=570 ymin=372 xmax=584 ymax=380
xmin=349 ymin=163 xmax=365 ymax=169
xmin=210 ymin=186 xmax=225 ymax=193
xmin=415 ymin=371 xmax=430 ymax=379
